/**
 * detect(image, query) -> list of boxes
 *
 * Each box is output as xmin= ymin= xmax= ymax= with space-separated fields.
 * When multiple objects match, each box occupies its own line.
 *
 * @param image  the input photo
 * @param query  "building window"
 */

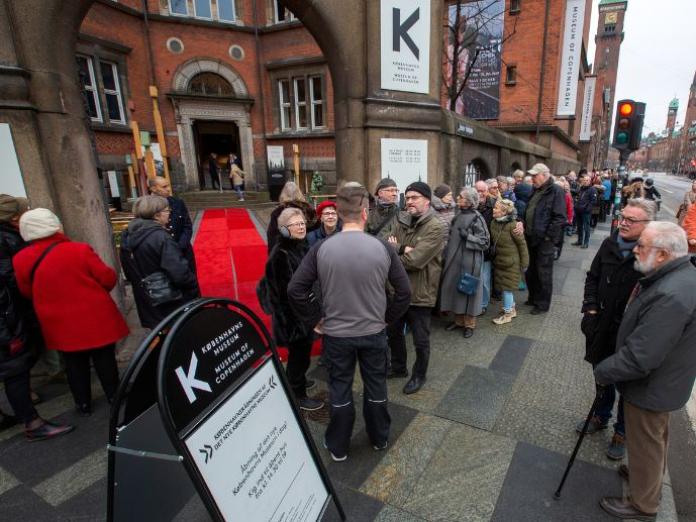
xmin=76 ymin=56 xmax=102 ymax=122
xmin=169 ymin=0 xmax=188 ymax=16
xmin=188 ymin=72 xmax=234 ymax=96
xmin=509 ymin=0 xmax=521 ymax=14
xmin=505 ymin=64 xmax=517 ymax=85
xmin=309 ymin=76 xmax=324 ymax=128
xmin=274 ymin=0 xmax=296 ymax=23
xmin=293 ymin=77 xmax=308 ymax=129
xmin=100 ymin=61 xmax=126 ymax=123
xmin=193 ymin=0 xmax=212 ymax=19
xmin=218 ymin=0 xmax=236 ymax=21
xmin=166 ymin=37 xmax=184 ymax=54
xmin=278 ymin=79 xmax=291 ymax=130
xmin=605 ymin=24 xmax=616 ymax=33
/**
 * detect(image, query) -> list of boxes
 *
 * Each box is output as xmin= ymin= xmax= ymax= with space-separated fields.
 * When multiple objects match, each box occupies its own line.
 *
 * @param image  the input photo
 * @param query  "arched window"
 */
xmin=188 ymin=72 xmax=234 ymax=96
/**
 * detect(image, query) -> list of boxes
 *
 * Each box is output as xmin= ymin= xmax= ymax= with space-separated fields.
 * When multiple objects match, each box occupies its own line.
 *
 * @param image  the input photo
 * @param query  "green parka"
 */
xmin=490 ymin=218 xmax=529 ymax=292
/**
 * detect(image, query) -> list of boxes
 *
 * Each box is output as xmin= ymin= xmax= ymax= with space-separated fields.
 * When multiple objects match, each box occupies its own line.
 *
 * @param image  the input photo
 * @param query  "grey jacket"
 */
xmin=594 ymin=256 xmax=696 ymax=412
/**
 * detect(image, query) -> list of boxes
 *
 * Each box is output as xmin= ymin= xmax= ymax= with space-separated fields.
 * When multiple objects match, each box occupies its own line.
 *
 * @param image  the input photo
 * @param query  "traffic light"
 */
xmin=612 ymin=99 xmax=646 ymax=152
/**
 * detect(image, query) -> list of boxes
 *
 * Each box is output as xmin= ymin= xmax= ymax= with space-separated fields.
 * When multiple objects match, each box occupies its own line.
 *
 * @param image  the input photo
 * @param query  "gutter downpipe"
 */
xmin=535 ymin=0 xmax=552 ymax=143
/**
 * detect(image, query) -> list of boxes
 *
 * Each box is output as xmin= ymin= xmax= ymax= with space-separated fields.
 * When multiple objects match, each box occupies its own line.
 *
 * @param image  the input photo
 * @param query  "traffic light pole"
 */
xmin=610 ymin=150 xmax=630 ymax=233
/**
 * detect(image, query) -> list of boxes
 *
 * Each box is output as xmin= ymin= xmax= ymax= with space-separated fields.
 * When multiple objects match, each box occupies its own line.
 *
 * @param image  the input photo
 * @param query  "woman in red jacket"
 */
xmin=13 ymin=209 xmax=129 ymax=416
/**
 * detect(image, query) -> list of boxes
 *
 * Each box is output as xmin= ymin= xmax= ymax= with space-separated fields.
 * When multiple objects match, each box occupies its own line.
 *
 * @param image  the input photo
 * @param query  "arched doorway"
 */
xmin=511 ymin=161 xmax=522 ymax=173
xmin=170 ymin=59 xmax=254 ymax=191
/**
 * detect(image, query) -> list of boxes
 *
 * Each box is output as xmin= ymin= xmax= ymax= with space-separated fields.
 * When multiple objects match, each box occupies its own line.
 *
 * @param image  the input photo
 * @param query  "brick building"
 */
xmin=79 ymin=0 xmax=335 ymax=198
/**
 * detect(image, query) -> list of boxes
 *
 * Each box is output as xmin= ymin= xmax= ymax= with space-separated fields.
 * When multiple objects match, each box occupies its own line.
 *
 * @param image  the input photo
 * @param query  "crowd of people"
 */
xmin=1 ymin=163 xmax=695 ymax=521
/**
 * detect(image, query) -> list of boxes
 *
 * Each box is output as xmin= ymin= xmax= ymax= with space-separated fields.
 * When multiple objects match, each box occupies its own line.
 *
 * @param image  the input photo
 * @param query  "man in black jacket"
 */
xmin=148 ymin=176 xmax=197 ymax=273
xmin=577 ymin=198 xmax=656 ymax=461
xmin=523 ymin=164 xmax=567 ymax=314
xmin=572 ymin=172 xmax=597 ymax=248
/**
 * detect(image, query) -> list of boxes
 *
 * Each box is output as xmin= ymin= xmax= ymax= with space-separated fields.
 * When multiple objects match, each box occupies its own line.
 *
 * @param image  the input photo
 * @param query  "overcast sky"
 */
xmin=587 ymin=0 xmax=696 ymax=137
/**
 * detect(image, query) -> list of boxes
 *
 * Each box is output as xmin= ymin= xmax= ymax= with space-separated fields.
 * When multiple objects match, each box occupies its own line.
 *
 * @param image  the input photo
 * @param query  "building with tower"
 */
xmin=585 ymin=0 xmax=628 ymax=169
xmin=666 ymin=98 xmax=679 ymax=133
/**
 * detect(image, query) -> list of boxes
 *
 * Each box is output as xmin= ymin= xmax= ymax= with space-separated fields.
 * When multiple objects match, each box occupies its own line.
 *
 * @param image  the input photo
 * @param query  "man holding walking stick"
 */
xmin=594 ymin=222 xmax=696 ymax=521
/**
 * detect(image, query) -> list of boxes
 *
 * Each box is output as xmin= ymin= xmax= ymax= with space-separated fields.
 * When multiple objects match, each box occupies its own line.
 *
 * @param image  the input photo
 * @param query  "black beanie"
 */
xmin=405 ymin=181 xmax=432 ymax=200
xmin=374 ymin=177 xmax=398 ymax=195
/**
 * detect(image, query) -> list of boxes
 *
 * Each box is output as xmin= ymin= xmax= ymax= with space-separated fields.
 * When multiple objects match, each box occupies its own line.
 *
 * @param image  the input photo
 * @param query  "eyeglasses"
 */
xmin=635 ymin=242 xmax=661 ymax=251
xmin=619 ymin=214 xmax=650 ymax=225
xmin=322 ymin=211 xmax=338 ymax=217
xmin=287 ymin=221 xmax=306 ymax=228
xmin=380 ymin=188 xmax=399 ymax=194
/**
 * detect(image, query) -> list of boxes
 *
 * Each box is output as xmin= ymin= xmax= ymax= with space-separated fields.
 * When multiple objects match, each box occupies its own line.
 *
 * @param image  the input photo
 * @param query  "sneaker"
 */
xmin=305 ymin=379 xmax=316 ymax=391
xmin=298 ymin=397 xmax=324 ymax=411
xmin=575 ymin=415 xmax=608 ymax=434
xmin=497 ymin=306 xmax=517 ymax=318
xmin=373 ymin=441 xmax=388 ymax=451
xmin=492 ymin=312 xmax=514 ymax=325
xmin=323 ymin=439 xmax=347 ymax=462
xmin=606 ymin=433 xmax=626 ymax=461
xmin=25 ymin=420 xmax=74 ymax=442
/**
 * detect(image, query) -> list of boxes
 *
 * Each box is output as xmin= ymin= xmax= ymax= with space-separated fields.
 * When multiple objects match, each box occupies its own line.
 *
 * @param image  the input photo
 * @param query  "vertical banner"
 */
xmin=380 ymin=138 xmax=428 ymax=189
xmin=579 ymin=76 xmax=596 ymax=142
xmin=380 ymin=0 xmax=431 ymax=94
xmin=556 ymin=0 xmax=587 ymax=116
xmin=446 ymin=0 xmax=504 ymax=119
xmin=0 ymin=123 xmax=27 ymax=197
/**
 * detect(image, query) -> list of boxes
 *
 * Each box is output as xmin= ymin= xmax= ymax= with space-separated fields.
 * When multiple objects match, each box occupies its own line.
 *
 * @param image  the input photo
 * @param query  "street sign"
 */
xmin=156 ymin=299 xmax=343 ymax=522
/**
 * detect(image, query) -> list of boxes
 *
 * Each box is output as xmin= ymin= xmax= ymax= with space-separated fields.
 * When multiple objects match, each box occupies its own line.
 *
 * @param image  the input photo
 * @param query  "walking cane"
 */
xmin=553 ymin=385 xmax=607 ymax=500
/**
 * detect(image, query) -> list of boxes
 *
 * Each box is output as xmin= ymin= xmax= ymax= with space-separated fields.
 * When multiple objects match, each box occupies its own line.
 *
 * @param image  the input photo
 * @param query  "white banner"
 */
xmin=380 ymin=0 xmax=431 ymax=94
xmin=556 ymin=0 xmax=587 ymax=116
xmin=184 ymin=360 xmax=328 ymax=522
xmin=579 ymin=76 xmax=596 ymax=142
xmin=0 ymin=123 xmax=27 ymax=197
xmin=381 ymin=138 xmax=428 ymax=189
xmin=266 ymin=146 xmax=285 ymax=170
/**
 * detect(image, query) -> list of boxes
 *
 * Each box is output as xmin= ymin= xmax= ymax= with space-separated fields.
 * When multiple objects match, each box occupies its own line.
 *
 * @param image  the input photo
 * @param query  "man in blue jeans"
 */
xmin=578 ymin=198 xmax=656 ymax=460
xmin=288 ymin=185 xmax=411 ymax=462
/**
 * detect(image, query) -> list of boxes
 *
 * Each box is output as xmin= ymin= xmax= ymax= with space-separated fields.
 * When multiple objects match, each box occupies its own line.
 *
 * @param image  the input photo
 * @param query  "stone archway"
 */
xmin=170 ymin=59 xmax=255 ymax=191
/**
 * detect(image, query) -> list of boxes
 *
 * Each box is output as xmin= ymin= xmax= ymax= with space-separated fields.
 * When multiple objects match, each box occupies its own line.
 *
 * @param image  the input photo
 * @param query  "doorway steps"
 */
xmin=179 ymin=190 xmax=272 ymax=211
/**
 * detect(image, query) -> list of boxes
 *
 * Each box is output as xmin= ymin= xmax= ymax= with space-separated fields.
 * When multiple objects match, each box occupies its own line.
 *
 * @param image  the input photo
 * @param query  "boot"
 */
xmin=492 ymin=311 xmax=514 ymax=325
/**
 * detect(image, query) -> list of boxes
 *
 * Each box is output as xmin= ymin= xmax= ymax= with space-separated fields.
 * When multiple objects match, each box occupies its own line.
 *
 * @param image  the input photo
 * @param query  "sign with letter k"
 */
xmin=176 ymin=353 xmax=212 ymax=404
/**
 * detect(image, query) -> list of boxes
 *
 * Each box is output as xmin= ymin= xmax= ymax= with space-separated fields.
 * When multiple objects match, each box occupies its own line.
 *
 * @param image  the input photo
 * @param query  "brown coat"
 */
xmin=490 ymin=218 xmax=529 ymax=292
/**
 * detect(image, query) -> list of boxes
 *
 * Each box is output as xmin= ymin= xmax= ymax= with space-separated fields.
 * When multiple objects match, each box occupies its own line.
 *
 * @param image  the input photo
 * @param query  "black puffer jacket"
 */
xmin=265 ymin=236 xmax=312 ymax=346
xmin=581 ymin=232 xmax=641 ymax=365
xmin=120 ymin=218 xmax=200 ymax=329
xmin=524 ymin=178 xmax=567 ymax=246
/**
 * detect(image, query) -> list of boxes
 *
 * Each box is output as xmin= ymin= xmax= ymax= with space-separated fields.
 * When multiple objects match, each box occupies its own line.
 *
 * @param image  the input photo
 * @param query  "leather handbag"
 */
xmin=457 ymin=271 xmax=479 ymax=295
xmin=140 ymin=271 xmax=183 ymax=307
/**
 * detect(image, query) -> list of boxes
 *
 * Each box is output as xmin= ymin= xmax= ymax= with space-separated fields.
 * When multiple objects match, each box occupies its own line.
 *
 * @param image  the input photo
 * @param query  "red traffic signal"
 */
xmin=619 ymin=102 xmax=634 ymax=117
xmin=613 ymin=99 xmax=645 ymax=152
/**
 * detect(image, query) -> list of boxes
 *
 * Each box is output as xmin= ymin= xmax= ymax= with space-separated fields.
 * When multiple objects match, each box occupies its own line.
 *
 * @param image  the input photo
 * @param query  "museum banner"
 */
xmin=556 ymin=0 xmax=587 ymax=116
xmin=579 ymin=76 xmax=596 ymax=142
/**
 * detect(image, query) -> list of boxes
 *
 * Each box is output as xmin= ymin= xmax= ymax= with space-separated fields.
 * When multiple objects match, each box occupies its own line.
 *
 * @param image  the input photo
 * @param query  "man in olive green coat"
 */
xmin=367 ymin=178 xmax=400 ymax=240
xmin=387 ymin=182 xmax=444 ymax=395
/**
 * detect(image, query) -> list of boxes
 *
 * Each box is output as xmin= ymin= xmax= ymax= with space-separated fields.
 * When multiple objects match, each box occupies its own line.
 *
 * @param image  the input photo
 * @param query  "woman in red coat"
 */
xmin=13 ymin=209 xmax=129 ymax=416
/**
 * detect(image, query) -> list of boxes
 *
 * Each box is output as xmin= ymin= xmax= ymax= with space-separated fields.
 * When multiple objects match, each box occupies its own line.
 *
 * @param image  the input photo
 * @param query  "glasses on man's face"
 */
xmin=380 ymin=188 xmax=399 ymax=194
xmin=635 ymin=242 xmax=660 ymax=251
xmin=619 ymin=214 xmax=650 ymax=225
xmin=287 ymin=221 xmax=306 ymax=228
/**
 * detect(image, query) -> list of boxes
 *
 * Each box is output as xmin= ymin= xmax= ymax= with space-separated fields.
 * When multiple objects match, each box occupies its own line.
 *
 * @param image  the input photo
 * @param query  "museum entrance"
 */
xmin=192 ymin=120 xmax=242 ymax=191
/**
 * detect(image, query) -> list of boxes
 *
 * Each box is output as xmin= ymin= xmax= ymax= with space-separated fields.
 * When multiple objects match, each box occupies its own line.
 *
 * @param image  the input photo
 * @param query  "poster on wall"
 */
xmin=380 ymin=0 xmax=431 ymax=94
xmin=579 ymin=76 xmax=596 ymax=142
xmin=446 ymin=0 xmax=505 ymax=120
xmin=0 ymin=123 xmax=27 ymax=197
xmin=380 ymin=138 xmax=428 ymax=190
xmin=556 ymin=0 xmax=587 ymax=116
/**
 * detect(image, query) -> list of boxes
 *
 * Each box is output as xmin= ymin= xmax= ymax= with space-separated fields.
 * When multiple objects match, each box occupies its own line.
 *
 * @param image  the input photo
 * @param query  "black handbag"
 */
xmin=129 ymin=247 xmax=182 ymax=307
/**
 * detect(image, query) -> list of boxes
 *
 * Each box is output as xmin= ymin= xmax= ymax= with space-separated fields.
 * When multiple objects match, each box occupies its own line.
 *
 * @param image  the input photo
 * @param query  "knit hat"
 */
xmin=374 ymin=177 xmax=397 ymax=195
xmin=316 ymin=200 xmax=337 ymax=216
xmin=0 ymin=194 xmax=29 ymax=223
xmin=19 ymin=208 xmax=62 ymax=241
xmin=405 ymin=181 xmax=432 ymax=200
xmin=433 ymin=184 xmax=452 ymax=200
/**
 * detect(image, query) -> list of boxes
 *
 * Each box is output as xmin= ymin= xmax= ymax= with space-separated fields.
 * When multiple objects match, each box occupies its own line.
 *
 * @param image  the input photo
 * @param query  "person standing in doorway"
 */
xmin=207 ymin=152 xmax=220 ymax=190
xmin=228 ymin=153 xmax=245 ymax=201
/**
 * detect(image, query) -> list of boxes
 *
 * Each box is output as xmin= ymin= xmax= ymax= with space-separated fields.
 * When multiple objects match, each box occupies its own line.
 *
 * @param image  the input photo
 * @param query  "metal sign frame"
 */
xmin=155 ymin=298 xmax=344 ymax=521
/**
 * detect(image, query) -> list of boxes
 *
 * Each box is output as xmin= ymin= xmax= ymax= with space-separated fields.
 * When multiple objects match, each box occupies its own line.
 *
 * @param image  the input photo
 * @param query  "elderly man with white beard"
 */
xmin=594 ymin=221 xmax=696 ymax=521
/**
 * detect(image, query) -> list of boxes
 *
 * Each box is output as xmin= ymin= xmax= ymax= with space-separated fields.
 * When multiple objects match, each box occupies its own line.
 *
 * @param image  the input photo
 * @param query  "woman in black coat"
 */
xmin=266 ymin=182 xmax=318 ymax=253
xmin=120 ymin=195 xmax=200 ymax=329
xmin=265 ymin=207 xmax=323 ymax=411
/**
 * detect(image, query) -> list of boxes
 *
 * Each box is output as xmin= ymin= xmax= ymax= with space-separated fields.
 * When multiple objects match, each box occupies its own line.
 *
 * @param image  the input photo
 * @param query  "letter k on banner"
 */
xmin=176 ymin=353 xmax=213 ymax=403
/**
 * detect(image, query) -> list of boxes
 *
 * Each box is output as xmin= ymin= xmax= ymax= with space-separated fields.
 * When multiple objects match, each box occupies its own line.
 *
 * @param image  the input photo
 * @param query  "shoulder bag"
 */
xmin=129 ymin=244 xmax=182 ymax=307
xmin=456 ymin=218 xmax=481 ymax=296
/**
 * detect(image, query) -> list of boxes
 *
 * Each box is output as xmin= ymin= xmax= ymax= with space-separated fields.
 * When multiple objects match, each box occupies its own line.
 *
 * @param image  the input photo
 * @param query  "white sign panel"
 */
xmin=380 ymin=0 xmax=431 ymax=94
xmin=579 ymin=76 xmax=596 ymax=142
xmin=266 ymin=146 xmax=285 ymax=170
xmin=107 ymin=171 xmax=121 ymax=198
xmin=381 ymin=138 xmax=428 ymax=189
xmin=0 ymin=123 xmax=27 ymax=197
xmin=185 ymin=360 xmax=328 ymax=522
xmin=556 ymin=0 xmax=587 ymax=116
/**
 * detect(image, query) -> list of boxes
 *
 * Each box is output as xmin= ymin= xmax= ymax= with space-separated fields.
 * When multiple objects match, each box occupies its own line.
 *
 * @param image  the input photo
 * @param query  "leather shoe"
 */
xmin=25 ymin=420 xmax=74 ymax=442
xmin=444 ymin=322 xmax=461 ymax=331
xmin=462 ymin=327 xmax=474 ymax=338
xmin=403 ymin=376 xmax=425 ymax=395
xmin=387 ymin=368 xmax=408 ymax=379
xmin=599 ymin=497 xmax=656 ymax=521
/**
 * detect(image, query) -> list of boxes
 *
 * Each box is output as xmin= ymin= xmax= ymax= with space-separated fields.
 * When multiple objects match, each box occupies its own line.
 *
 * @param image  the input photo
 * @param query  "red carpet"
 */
xmin=193 ymin=208 xmax=321 ymax=360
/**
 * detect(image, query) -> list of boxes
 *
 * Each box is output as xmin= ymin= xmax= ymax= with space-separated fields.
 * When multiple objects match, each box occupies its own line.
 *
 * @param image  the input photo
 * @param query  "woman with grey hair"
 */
xmin=120 ymin=195 xmax=200 ymax=329
xmin=266 ymin=181 xmax=318 ymax=253
xmin=439 ymin=187 xmax=490 ymax=338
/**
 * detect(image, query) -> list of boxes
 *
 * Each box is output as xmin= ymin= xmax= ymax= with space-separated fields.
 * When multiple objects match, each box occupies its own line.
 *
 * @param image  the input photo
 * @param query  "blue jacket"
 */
xmin=306 ymin=222 xmax=342 ymax=247
xmin=574 ymin=186 xmax=597 ymax=214
xmin=602 ymin=180 xmax=612 ymax=201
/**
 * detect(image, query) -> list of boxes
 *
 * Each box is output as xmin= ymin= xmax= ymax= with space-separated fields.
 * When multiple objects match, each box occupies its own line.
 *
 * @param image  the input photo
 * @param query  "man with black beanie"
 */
xmin=387 ymin=181 xmax=445 ymax=395
xmin=367 ymin=178 xmax=400 ymax=240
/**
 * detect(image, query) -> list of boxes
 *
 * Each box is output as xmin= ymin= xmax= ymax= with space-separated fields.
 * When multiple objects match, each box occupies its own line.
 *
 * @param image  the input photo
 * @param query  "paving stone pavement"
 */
xmin=0 ymin=221 xmax=682 ymax=521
